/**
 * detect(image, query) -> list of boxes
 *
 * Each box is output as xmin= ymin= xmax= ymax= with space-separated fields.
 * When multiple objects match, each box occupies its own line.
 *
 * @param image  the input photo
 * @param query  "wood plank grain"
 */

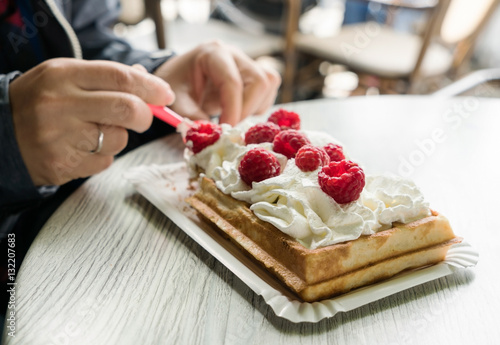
xmin=4 ymin=97 xmax=500 ymax=345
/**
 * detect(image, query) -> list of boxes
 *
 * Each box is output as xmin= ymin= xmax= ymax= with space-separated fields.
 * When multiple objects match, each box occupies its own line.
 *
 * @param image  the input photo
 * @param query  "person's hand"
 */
xmin=9 ymin=58 xmax=174 ymax=186
xmin=154 ymin=41 xmax=281 ymax=126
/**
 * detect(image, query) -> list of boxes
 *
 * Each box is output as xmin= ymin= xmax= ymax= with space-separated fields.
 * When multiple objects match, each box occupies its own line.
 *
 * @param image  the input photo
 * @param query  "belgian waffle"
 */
xmin=187 ymin=177 xmax=461 ymax=302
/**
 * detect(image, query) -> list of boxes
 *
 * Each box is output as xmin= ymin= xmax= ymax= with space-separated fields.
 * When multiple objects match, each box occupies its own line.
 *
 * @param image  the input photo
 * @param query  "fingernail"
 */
xmin=166 ymin=88 xmax=176 ymax=106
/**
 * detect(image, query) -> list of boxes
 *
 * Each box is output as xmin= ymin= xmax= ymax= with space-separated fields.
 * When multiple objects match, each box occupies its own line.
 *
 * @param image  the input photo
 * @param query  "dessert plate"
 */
xmin=124 ymin=162 xmax=479 ymax=323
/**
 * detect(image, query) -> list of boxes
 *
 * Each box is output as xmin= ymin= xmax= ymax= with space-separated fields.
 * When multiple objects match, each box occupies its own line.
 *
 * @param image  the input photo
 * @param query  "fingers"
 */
xmin=253 ymin=65 xmax=281 ymax=115
xmin=131 ymin=63 xmax=148 ymax=73
xmin=47 ymin=124 xmax=126 ymax=185
xmin=240 ymin=70 xmax=269 ymax=119
xmin=31 ymin=59 xmax=175 ymax=132
xmin=195 ymin=42 xmax=281 ymax=124
xmin=71 ymin=91 xmax=154 ymax=133
xmin=71 ymin=60 xmax=175 ymax=106
xmin=232 ymin=48 xmax=282 ymax=119
xmin=75 ymin=124 xmax=128 ymax=156
xmin=9 ymin=58 xmax=172 ymax=186
xmin=153 ymin=42 xmax=281 ymax=124
xmin=229 ymin=49 xmax=272 ymax=119
xmin=32 ymin=129 xmax=117 ymax=186
xmin=51 ymin=153 xmax=115 ymax=186
xmin=196 ymin=45 xmax=244 ymax=125
xmin=96 ymin=125 xmax=128 ymax=156
xmin=70 ymin=155 xmax=114 ymax=182
xmin=171 ymin=92 xmax=211 ymax=122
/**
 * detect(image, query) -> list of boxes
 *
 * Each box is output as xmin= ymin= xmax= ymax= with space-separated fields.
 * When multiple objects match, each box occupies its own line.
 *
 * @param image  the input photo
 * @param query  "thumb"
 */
xmin=171 ymin=93 xmax=210 ymax=122
xmin=131 ymin=63 xmax=176 ymax=106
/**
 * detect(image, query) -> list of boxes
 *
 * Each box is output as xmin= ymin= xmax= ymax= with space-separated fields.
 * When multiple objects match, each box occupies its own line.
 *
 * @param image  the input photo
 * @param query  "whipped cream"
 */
xmin=184 ymin=124 xmax=244 ymax=179
xmin=187 ymin=124 xmax=431 ymax=250
xmin=362 ymin=175 xmax=431 ymax=226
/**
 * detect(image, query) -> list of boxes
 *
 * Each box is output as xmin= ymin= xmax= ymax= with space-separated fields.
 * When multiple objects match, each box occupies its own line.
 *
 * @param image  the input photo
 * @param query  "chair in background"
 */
xmin=144 ymin=0 xmax=167 ymax=49
xmin=119 ymin=0 xmax=166 ymax=49
xmin=439 ymin=0 xmax=500 ymax=78
xmin=281 ymin=0 xmax=500 ymax=102
xmin=119 ymin=0 xmax=285 ymax=60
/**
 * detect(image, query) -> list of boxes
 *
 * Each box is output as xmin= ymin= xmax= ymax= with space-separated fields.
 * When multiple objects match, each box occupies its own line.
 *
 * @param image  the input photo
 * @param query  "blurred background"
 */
xmin=114 ymin=0 xmax=500 ymax=103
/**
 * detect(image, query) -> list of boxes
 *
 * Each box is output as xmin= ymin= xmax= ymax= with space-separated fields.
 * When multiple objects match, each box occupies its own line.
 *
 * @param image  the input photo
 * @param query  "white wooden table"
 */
xmin=3 ymin=96 xmax=500 ymax=345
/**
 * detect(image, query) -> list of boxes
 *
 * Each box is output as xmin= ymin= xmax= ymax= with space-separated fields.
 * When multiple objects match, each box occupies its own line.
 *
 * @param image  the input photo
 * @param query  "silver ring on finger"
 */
xmin=90 ymin=126 xmax=104 ymax=154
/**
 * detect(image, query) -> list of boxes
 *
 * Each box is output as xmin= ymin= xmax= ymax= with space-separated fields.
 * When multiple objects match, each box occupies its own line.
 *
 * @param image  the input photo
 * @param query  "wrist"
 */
xmin=1 ymin=71 xmax=22 ymax=106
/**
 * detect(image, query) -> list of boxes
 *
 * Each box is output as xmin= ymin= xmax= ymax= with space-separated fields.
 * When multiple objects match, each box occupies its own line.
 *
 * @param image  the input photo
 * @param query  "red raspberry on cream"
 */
xmin=245 ymin=122 xmax=281 ymax=145
xmin=268 ymin=109 xmax=301 ymax=130
xmin=238 ymin=148 xmax=281 ymax=186
xmin=318 ymin=160 xmax=365 ymax=204
xmin=185 ymin=121 xmax=222 ymax=154
xmin=273 ymin=129 xmax=310 ymax=159
xmin=295 ymin=145 xmax=330 ymax=172
xmin=323 ymin=143 xmax=345 ymax=162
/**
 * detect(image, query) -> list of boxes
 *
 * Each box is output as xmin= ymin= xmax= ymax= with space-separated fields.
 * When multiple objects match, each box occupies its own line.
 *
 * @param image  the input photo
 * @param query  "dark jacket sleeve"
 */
xmin=70 ymin=0 xmax=174 ymax=73
xmin=0 ymin=72 xmax=42 ymax=215
xmin=0 ymin=71 xmax=51 ymax=242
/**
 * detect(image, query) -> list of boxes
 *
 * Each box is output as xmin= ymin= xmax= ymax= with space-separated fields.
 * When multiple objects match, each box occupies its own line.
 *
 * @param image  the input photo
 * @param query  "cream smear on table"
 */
xmin=185 ymin=124 xmax=430 ymax=250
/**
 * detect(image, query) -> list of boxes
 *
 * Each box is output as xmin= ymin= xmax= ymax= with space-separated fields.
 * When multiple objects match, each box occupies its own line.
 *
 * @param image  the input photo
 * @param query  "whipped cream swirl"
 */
xmin=186 ymin=125 xmax=431 ymax=249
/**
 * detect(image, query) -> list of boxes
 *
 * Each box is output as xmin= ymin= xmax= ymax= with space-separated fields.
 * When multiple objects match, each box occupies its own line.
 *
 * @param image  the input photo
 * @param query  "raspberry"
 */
xmin=295 ymin=145 xmax=330 ymax=172
xmin=273 ymin=129 xmax=310 ymax=159
xmin=185 ymin=121 xmax=222 ymax=154
xmin=318 ymin=160 xmax=365 ymax=204
xmin=238 ymin=148 xmax=281 ymax=185
xmin=323 ymin=143 xmax=345 ymax=162
xmin=268 ymin=109 xmax=301 ymax=130
xmin=245 ymin=122 xmax=280 ymax=145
